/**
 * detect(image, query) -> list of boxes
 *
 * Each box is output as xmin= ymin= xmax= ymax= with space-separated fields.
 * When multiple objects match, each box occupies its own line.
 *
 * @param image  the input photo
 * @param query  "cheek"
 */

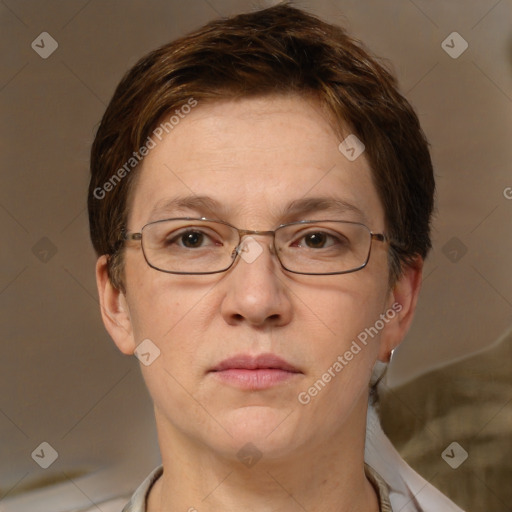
xmin=124 ymin=252 xmax=196 ymax=338
xmin=124 ymin=266 xmax=217 ymax=387
xmin=296 ymin=274 xmax=389 ymax=396
xmin=125 ymin=278 xmax=206 ymax=412
xmin=305 ymin=272 xmax=389 ymax=344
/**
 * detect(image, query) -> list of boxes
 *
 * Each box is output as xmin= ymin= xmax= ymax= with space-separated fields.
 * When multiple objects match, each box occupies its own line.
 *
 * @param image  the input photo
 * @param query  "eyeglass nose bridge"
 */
xmin=231 ymin=228 xmax=278 ymax=259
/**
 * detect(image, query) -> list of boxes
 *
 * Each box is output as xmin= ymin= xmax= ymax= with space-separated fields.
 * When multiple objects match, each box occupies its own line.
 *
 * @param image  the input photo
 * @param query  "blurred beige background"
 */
xmin=1 ymin=1 xmax=511 ymax=511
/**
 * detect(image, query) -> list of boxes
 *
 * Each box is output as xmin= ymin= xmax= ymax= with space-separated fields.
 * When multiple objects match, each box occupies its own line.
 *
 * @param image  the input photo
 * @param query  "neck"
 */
xmin=148 ymin=400 xmax=379 ymax=512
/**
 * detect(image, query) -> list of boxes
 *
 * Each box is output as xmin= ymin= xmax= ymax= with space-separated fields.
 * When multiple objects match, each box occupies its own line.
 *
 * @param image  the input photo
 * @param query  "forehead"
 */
xmin=128 ymin=95 xmax=384 ymax=230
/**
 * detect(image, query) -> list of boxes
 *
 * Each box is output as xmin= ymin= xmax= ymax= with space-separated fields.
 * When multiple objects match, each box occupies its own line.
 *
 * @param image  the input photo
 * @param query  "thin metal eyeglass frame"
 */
xmin=122 ymin=217 xmax=389 ymax=276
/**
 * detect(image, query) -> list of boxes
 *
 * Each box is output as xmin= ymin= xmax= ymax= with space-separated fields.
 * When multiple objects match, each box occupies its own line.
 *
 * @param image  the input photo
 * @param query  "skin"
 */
xmin=96 ymin=95 xmax=422 ymax=512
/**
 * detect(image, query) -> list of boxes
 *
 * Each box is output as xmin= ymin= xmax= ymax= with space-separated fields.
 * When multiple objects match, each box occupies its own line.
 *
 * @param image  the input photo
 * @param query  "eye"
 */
xmin=166 ymin=229 xmax=220 ymax=249
xmin=180 ymin=230 xmax=206 ymax=248
xmin=303 ymin=232 xmax=330 ymax=248
xmin=294 ymin=230 xmax=347 ymax=249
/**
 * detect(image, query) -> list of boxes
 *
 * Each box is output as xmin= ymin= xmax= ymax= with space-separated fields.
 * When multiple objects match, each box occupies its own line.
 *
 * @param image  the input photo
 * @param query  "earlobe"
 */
xmin=95 ymin=255 xmax=136 ymax=355
xmin=377 ymin=257 xmax=424 ymax=362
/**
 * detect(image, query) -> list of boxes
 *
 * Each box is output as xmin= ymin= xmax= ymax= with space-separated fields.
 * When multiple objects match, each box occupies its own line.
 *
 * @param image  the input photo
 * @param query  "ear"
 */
xmin=95 ymin=255 xmax=136 ymax=355
xmin=377 ymin=257 xmax=424 ymax=362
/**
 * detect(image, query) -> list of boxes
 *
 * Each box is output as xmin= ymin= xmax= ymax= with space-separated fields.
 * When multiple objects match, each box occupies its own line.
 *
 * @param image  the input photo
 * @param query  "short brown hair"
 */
xmin=88 ymin=3 xmax=434 ymax=290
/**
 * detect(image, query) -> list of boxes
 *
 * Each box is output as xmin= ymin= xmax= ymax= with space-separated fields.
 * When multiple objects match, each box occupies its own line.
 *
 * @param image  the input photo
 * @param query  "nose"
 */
xmin=220 ymin=235 xmax=293 ymax=328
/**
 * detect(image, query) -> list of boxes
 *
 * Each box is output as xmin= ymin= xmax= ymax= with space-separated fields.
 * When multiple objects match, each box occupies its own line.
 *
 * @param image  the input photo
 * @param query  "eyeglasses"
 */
xmin=123 ymin=217 xmax=389 ymax=276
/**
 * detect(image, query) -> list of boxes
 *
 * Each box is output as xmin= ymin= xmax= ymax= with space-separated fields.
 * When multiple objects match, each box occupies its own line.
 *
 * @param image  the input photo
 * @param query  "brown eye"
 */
xmin=294 ymin=230 xmax=346 ymax=249
xmin=304 ymin=232 xmax=328 ymax=248
xmin=181 ymin=231 xmax=204 ymax=248
xmin=164 ymin=229 xmax=215 ymax=249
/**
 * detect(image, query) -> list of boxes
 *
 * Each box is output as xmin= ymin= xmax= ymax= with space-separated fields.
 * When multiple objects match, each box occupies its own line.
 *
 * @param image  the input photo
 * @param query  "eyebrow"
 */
xmin=148 ymin=195 xmax=368 ymax=224
xmin=148 ymin=195 xmax=229 ymax=221
xmin=280 ymin=197 xmax=368 ymax=224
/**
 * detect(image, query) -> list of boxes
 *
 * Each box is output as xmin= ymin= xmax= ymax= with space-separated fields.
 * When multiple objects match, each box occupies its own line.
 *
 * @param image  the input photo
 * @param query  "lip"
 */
xmin=211 ymin=353 xmax=300 ymax=372
xmin=209 ymin=353 xmax=302 ymax=390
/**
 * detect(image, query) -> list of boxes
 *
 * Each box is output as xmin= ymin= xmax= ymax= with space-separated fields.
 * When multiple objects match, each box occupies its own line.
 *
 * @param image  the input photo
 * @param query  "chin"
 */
xmin=214 ymin=405 xmax=303 ymax=457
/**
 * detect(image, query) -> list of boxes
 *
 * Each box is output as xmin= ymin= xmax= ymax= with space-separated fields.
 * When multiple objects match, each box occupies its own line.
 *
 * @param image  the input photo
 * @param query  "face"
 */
xmin=116 ymin=95 xmax=398 ymax=461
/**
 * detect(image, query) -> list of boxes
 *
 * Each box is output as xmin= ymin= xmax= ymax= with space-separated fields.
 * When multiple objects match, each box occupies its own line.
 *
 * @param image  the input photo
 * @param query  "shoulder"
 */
xmin=365 ymin=405 xmax=465 ymax=511
xmin=122 ymin=466 xmax=164 ymax=512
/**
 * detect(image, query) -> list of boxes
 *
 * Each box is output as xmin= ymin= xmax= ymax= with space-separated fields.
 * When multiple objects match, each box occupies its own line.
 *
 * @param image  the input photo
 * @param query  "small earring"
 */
xmin=387 ymin=348 xmax=395 ymax=364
